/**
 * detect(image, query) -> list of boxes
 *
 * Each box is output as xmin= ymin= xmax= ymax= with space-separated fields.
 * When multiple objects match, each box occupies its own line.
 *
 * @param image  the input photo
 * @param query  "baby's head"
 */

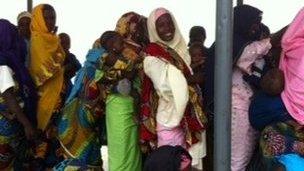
xmin=189 ymin=42 xmax=205 ymax=65
xmin=100 ymin=31 xmax=124 ymax=54
xmin=261 ymin=68 xmax=284 ymax=96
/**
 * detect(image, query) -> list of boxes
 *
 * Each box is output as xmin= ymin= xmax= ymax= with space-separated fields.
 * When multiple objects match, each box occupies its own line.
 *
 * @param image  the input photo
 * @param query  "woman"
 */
xmin=103 ymin=12 xmax=149 ymax=171
xmin=280 ymin=7 xmax=304 ymax=126
xmin=57 ymin=42 xmax=106 ymax=170
xmin=228 ymin=5 xmax=272 ymax=171
xmin=0 ymin=19 xmax=37 ymax=170
xmin=29 ymin=4 xmax=65 ymax=168
xmin=140 ymin=8 xmax=207 ymax=169
xmin=249 ymin=7 xmax=304 ymax=171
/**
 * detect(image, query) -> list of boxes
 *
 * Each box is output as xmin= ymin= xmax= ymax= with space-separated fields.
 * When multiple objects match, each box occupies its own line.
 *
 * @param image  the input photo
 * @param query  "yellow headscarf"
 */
xmin=29 ymin=4 xmax=65 ymax=130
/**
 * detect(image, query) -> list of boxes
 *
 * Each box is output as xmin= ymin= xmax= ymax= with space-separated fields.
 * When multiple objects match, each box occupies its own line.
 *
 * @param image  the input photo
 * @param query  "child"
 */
xmin=249 ymin=68 xmax=292 ymax=131
xmin=187 ymin=42 xmax=208 ymax=170
xmin=59 ymin=33 xmax=81 ymax=100
xmin=98 ymin=31 xmax=134 ymax=95
xmin=187 ymin=42 xmax=206 ymax=88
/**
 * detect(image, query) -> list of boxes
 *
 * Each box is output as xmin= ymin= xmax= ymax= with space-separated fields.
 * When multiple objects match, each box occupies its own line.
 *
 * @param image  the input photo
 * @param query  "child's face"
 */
xmin=109 ymin=35 xmax=124 ymax=54
xmin=59 ymin=34 xmax=71 ymax=53
xmin=190 ymin=47 xmax=204 ymax=63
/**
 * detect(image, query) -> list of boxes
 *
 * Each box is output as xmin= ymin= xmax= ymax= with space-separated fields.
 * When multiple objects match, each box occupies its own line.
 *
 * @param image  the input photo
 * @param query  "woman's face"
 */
xmin=247 ymin=23 xmax=261 ymax=40
xmin=43 ymin=6 xmax=56 ymax=32
xmin=18 ymin=17 xmax=31 ymax=39
xmin=155 ymin=14 xmax=175 ymax=42
xmin=132 ymin=18 xmax=150 ymax=46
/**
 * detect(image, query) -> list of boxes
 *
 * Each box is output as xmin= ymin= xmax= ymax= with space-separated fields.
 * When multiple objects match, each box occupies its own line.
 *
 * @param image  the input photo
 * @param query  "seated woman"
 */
xmin=0 ymin=19 xmax=37 ymax=170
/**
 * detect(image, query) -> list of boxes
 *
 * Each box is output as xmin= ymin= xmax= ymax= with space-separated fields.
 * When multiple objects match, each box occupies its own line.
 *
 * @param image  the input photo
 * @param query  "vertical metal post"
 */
xmin=237 ymin=0 xmax=243 ymax=6
xmin=214 ymin=0 xmax=233 ymax=170
xmin=27 ymin=0 xmax=33 ymax=12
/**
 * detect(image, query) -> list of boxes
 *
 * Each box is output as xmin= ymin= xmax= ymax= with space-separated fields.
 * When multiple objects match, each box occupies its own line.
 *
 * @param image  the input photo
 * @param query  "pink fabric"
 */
xmin=154 ymin=7 xmax=169 ymax=22
xmin=280 ymin=8 xmax=304 ymax=125
xmin=231 ymin=39 xmax=271 ymax=171
xmin=157 ymin=122 xmax=186 ymax=148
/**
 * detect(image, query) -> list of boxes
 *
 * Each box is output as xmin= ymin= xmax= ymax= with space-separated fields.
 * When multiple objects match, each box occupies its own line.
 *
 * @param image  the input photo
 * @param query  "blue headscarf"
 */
xmin=0 ymin=19 xmax=37 ymax=125
xmin=66 ymin=47 xmax=106 ymax=104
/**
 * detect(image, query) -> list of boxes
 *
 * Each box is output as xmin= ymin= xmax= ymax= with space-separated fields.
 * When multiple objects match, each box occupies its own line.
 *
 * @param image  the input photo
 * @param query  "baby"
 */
xmin=187 ymin=42 xmax=206 ymax=87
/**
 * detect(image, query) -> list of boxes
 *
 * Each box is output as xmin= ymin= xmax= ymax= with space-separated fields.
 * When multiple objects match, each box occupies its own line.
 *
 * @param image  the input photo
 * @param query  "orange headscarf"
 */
xmin=29 ymin=4 xmax=65 ymax=130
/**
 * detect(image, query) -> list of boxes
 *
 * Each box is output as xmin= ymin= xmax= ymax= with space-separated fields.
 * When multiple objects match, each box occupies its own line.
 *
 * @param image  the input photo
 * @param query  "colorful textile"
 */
xmin=141 ymin=10 xmax=206 ymax=168
xmin=141 ymin=41 xmax=207 ymax=164
xmin=29 ymin=4 xmax=65 ymax=131
xmin=53 ymin=159 xmax=101 ymax=171
xmin=260 ymin=122 xmax=304 ymax=158
xmin=106 ymin=94 xmax=142 ymax=171
xmin=59 ymin=48 xmax=106 ymax=167
xmin=0 ymin=19 xmax=37 ymax=125
xmin=280 ymin=7 xmax=304 ymax=125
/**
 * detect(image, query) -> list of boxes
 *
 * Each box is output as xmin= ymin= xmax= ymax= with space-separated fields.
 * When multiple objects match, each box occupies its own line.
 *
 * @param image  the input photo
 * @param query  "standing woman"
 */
xmin=140 ymin=8 xmax=207 ymax=169
xmin=230 ymin=5 xmax=270 ymax=171
xmin=103 ymin=12 xmax=149 ymax=171
xmin=29 ymin=4 xmax=65 ymax=168
xmin=0 ymin=19 xmax=37 ymax=170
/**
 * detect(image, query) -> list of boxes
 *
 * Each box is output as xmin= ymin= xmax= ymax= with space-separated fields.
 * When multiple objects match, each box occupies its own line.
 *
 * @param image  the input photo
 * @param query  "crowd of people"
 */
xmin=1 ymin=2 xmax=304 ymax=171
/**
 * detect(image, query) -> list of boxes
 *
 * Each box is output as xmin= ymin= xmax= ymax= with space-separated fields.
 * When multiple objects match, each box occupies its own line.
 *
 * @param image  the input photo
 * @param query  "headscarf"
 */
xmin=147 ymin=7 xmax=191 ymax=66
xmin=115 ymin=12 xmax=148 ymax=61
xmin=280 ymin=7 xmax=304 ymax=125
xmin=204 ymin=5 xmax=262 ymax=113
xmin=115 ymin=12 xmax=142 ymax=39
xmin=233 ymin=4 xmax=263 ymax=62
xmin=29 ymin=4 xmax=65 ymax=130
xmin=0 ymin=19 xmax=37 ymax=125
xmin=17 ymin=11 xmax=32 ymax=23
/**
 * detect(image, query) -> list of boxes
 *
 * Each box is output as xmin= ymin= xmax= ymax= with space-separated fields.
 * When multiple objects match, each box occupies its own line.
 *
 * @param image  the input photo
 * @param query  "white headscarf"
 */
xmin=147 ymin=7 xmax=191 ymax=66
xmin=17 ymin=11 xmax=32 ymax=23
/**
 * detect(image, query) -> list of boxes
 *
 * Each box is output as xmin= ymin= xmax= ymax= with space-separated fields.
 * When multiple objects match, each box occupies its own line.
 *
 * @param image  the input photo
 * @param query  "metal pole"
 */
xmin=214 ymin=0 xmax=233 ymax=170
xmin=27 ymin=0 xmax=33 ymax=12
xmin=237 ymin=0 xmax=243 ymax=6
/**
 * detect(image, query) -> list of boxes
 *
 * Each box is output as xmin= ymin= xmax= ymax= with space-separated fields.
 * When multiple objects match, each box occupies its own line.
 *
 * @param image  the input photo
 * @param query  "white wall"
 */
xmin=1 ymin=0 xmax=303 ymax=64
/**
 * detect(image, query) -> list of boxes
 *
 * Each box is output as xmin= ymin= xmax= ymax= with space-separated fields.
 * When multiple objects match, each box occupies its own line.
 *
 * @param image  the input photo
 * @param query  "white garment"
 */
xmin=143 ymin=56 xmax=189 ymax=128
xmin=0 ymin=66 xmax=15 ymax=93
xmin=189 ymin=131 xmax=207 ymax=170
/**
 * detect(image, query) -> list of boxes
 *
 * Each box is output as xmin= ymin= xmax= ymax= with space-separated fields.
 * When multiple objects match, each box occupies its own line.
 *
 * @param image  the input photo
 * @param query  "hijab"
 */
xmin=147 ymin=7 xmax=191 ymax=66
